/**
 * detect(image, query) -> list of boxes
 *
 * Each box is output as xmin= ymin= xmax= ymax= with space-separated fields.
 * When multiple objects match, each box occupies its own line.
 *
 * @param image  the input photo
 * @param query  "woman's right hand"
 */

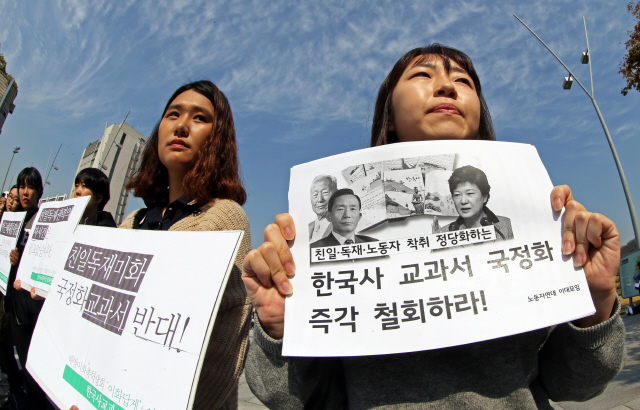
xmin=242 ymin=214 xmax=296 ymax=340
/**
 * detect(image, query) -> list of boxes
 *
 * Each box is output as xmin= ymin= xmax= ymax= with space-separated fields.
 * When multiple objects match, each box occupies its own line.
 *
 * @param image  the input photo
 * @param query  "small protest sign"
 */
xmin=16 ymin=196 xmax=90 ymax=296
xmin=26 ymin=225 xmax=244 ymax=410
xmin=0 ymin=211 xmax=27 ymax=295
xmin=283 ymin=140 xmax=595 ymax=357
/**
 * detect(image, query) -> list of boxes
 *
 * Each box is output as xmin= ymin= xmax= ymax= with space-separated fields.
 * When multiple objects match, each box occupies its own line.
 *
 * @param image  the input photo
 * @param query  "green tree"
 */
xmin=620 ymin=1 xmax=640 ymax=95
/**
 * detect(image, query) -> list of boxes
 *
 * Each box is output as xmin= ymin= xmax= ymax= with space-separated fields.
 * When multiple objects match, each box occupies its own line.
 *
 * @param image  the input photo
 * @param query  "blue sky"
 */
xmin=1 ymin=1 xmax=640 ymax=249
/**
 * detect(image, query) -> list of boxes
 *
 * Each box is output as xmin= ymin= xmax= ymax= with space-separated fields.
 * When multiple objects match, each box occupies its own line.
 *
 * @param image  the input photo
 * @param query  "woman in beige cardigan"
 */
xmin=121 ymin=80 xmax=251 ymax=410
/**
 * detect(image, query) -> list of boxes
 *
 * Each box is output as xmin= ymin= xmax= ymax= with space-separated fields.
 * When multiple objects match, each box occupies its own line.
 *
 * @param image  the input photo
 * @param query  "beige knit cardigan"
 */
xmin=120 ymin=199 xmax=252 ymax=410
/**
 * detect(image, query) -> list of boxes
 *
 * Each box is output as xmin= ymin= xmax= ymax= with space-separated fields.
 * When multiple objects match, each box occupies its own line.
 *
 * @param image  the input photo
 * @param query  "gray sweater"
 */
xmin=246 ymin=298 xmax=625 ymax=409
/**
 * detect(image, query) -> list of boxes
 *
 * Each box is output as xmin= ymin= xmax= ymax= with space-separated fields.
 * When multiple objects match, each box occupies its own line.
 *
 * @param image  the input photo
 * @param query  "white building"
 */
xmin=72 ymin=122 xmax=146 ymax=225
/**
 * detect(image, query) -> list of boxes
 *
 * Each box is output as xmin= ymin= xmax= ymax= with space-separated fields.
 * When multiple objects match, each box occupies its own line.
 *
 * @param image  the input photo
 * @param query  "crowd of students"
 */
xmin=0 ymin=44 xmax=626 ymax=409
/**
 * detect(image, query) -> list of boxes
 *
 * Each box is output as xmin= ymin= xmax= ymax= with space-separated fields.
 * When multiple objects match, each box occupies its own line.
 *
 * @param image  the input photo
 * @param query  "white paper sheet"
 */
xmin=16 ymin=196 xmax=90 ymax=297
xmin=27 ymin=225 xmax=244 ymax=410
xmin=283 ymin=140 xmax=595 ymax=357
xmin=0 ymin=211 xmax=27 ymax=295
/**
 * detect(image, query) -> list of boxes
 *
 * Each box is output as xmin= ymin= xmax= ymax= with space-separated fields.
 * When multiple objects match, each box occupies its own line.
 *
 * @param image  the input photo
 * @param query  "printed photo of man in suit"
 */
xmin=308 ymin=175 xmax=338 ymax=242
xmin=310 ymin=188 xmax=377 ymax=248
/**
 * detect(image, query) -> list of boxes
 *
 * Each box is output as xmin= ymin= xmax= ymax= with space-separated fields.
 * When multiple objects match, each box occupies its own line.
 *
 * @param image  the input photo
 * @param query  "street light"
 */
xmin=1 ymin=146 xmax=20 ymax=193
xmin=514 ymin=15 xmax=640 ymax=250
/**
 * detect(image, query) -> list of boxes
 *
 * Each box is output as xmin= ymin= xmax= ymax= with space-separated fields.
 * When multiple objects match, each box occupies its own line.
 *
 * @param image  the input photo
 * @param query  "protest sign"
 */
xmin=27 ymin=225 xmax=244 ymax=410
xmin=0 ymin=211 xmax=27 ymax=295
xmin=283 ymin=140 xmax=595 ymax=357
xmin=16 ymin=196 xmax=90 ymax=297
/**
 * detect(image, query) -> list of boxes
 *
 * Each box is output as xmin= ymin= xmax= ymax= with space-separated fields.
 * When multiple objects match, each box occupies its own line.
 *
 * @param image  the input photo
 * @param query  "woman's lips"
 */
xmin=170 ymin=139 xmax=188 ymax=148
xmin=430 ymin=103 xmax=460 ymax=115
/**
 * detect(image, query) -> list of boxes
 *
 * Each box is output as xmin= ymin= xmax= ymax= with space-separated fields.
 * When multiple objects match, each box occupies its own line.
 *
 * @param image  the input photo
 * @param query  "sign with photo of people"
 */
xmin=284 ymin=140 xmax=595 ymax=357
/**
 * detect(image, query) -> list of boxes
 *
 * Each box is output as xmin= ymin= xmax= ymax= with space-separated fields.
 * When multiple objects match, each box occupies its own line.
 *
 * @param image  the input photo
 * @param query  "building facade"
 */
xmin=72 ymin=122 xmax=146 ymax=225
xmin=0 ymin=55 xmax=18 ymax=135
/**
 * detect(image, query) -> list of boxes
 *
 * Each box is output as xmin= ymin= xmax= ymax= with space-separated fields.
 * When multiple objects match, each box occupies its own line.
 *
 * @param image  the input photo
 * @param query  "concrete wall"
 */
xmin=71 ymin=122 xmax=146 ymax=225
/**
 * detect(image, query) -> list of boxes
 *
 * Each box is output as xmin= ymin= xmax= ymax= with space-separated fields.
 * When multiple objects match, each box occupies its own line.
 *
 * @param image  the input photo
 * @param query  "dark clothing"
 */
xmin=5 ymin=207 xmax=38 ymax=318
xmin=82 ymin=210 xmax=117 ymax=227
xmin=310 ymin=232 xmax=378 ymax=248
xmin=444 ymin=206 xmax=514 ymax=241
xmin=134 ymin=196 xmax=203 ymax=231
xmin=6 ymin=207 xmax=53 ymax=409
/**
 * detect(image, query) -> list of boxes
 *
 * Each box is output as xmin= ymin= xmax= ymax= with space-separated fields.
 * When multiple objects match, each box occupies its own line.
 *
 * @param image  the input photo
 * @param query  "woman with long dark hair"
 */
xmin=242 ymin=44 xmax=623 ymax=408
xmin=122 ymin=80 xmax=251 ymax=409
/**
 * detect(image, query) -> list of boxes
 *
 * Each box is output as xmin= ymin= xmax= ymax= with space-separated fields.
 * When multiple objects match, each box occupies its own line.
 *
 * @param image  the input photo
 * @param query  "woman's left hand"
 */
xmin=551 ymin=185 xmax=620 ymax=328
xmin=30 ymin=286 xmax=44 ymax=300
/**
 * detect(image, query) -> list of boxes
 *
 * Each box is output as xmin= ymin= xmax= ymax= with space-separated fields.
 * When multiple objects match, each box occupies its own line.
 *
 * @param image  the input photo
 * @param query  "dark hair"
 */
xmin=16 ymin=167 xmax=43 ymax=200
xmin=126 ymin=80 xmax=246 ymax=205
xmin=328 ymin=188 xmax=361 ymax=213
xmin=371 ymin=44 xmax=496 ymax=146
xmin=448 ymin=165 xmax=491 ymax=201
xmin=75 ymin=168 xmax=111 ymax=211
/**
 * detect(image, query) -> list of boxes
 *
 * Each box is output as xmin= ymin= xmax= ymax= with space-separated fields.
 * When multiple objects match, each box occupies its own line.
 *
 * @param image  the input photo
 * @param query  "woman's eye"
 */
xmin=165 ymin=111 xmax=179 ymax=118
xmin=414 ymin=72 xmax=431 ymax=78
xmin=455 ymin=78 xmax=472 ymax=86
xmin=195 ymin=115 xmax=207 ymax=121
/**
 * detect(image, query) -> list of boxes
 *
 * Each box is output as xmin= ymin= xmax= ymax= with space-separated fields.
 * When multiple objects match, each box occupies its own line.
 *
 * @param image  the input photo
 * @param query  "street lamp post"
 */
xmin=1 ymin=146 xmax=20 ymax=192
xmin=514 ymin=15 xmax=640 ymax=251
xmin=43 ymin=144 xmax=62 ymax=195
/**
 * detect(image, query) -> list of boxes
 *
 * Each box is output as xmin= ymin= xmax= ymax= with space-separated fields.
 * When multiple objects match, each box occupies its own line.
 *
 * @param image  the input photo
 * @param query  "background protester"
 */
xmin=5 ymin=186 xmax=21 ymax=213
xmin=0 ymin=193 xmax=6 ymax=220
xmin=73 ymin=168 xmax=116 ymax=227
xmin=242 ymin=44 xmax=624 ymax=408
xmin=122 ymin=80 xmax=251 ymax=409
xmin=6 ymin=167 xmax=53 ymax=409
xmin=0 ymin=186 xmax=21 ymax=403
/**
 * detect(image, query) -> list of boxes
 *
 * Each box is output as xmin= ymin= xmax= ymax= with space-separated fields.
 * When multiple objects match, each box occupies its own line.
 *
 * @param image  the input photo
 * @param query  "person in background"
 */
xmin=0 ymin=186 xmax=21 ymax=401
xmin=121 ymin=80 xmax=251 ymax=409
xmin=5 ymin=186 xmax=21 ymax=213
xmin=242 ymin=44 xmax=624 ymax=409
xmin=0 ymin=193 xmax=6 ymax=220
xmin=74 ymin=168 xmax=116 ymax=227
xmin=7 ymin=167 xmax=53 ymax=409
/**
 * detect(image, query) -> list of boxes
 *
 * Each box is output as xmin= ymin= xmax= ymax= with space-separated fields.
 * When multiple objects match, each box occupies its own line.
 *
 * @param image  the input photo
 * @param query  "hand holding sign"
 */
xmin=551 ymin=185 xmax=620 ymax=328
xmin=242 ymin=213 xmax=296 ymax=340
xmin=9 ymin=248 xmax=18 ymax=266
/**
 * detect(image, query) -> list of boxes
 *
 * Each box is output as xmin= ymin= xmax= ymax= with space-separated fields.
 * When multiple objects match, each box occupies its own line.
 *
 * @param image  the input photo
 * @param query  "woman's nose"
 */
xmin=434 ymin=76 xmax=457 ymax=98
xmin=175 ymin=118 xmax=189 ymax=136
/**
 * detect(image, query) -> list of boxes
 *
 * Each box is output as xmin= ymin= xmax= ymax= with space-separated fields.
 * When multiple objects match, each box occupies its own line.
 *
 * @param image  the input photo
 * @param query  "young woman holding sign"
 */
xmin=242 ymin=44 xmax=624 ymax=408
xmin=121 ymin=80 xmax=251 ymax=409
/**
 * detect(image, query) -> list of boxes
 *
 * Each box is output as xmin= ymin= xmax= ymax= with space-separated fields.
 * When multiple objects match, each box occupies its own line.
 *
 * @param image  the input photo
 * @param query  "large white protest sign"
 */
xmin=27 ymin=225 xmax=244 ymax=410
xmin=0 ymin=211 xmax=27 ymax=295
xmin=16 ymin=196 xmax=90 ymax=297
xmin=283 ymin=140 xmax=595 ymax=357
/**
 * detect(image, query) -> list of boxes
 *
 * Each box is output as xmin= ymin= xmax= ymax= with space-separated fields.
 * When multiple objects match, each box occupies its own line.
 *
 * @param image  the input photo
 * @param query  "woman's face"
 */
xmin=18 ymin=181 xmax=39 ymax=211
xmin=7 ymin=188 xmax=18 ymax=211
xmin=390 ymin=56 xmax=481 ymax=142
xmin=452 ymin=182 xmax=487 ymax=221
xmin=75 ymin=181 xmax=100 ymax=214
xmin=158 ymin=90 xmax=215 ymax=175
